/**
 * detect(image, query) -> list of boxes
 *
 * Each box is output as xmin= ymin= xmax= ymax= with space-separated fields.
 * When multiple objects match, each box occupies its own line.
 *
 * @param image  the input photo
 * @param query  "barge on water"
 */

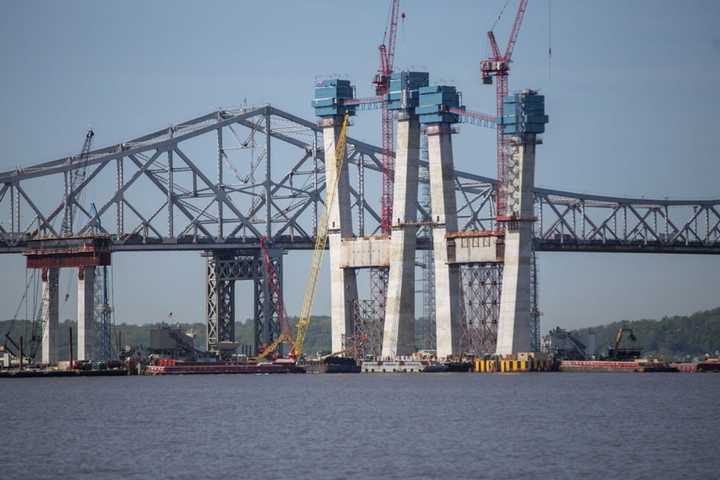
xmin=145 ymin=358 xmax=305 ymax=375
xmin=559 ymin=360 xmax=678 ymax=373
xmin=0 ymin=368 xmax=129 ymax=378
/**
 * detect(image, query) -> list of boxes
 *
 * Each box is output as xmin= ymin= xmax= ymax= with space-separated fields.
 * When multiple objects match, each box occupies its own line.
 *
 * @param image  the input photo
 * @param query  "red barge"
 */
xmin=145 ymin=358 xmax=305 ymax=375
xmin=559 ymin=360 xmax=678 ymax=373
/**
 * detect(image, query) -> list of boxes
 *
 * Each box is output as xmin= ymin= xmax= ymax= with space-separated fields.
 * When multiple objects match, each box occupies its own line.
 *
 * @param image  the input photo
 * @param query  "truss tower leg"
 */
xmin=206 ymin=252 xmax=236 ymax=355
xmin=382 ymin=114 xmax=420 ymax=358
xmin=254 ymin=250 xmax=282 ymax=352
xmin=205 ymin=250 xmax=281 ymax=356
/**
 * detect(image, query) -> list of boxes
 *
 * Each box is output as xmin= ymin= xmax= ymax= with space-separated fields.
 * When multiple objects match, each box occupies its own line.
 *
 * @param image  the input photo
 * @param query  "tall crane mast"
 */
xmin=373 ymin=0 xmax=403 ymax=235
xmin=480 ymin=0 xmax=528 ymax=222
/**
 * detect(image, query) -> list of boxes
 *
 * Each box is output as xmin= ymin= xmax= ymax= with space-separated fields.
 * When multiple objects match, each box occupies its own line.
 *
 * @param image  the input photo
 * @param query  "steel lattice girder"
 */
xmin=1 ymin=105 xmax=719 ymax=255
xmin=205 ymin=251 xmax=282 ymax=355
xmin=460 ymin=264 xmax=502 ymax=355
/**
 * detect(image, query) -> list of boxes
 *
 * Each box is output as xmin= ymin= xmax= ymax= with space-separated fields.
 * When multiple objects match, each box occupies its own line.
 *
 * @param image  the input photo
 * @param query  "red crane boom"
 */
xmin=373 ymin=0 xmax=402 ymax=235
xmin=258 ymin=237 xmax=292 ymax=355
xmin=480 ymin=0 xmax=528 ymax=222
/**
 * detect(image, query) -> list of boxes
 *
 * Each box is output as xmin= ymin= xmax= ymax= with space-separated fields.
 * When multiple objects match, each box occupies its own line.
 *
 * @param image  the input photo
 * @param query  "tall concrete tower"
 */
xmin=417 ymin=86 xmax=465 ymax=359
xmin=313 ymin=80 xmax=359 ymax=353
xmin=495 ymin=90 xmax=548 ymax=355
xmin=381 ymin=72 xmax=428 ymax=358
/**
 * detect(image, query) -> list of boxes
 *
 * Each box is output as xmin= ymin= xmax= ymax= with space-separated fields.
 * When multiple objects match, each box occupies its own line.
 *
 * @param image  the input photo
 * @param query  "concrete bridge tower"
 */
xmin=381 ymin=72 xmax=428 ymax=358
xmin=495 ymin=90 xmax=548 ymax=355
xmin=313 ymin=80 xmax=361 ymax=353
xmin=417 ymin=85 xmax=465 ymax=359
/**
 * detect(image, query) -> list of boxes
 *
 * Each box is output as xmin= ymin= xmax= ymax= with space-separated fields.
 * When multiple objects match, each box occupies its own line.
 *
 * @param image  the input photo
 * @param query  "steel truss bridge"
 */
xmin=1 ymin=105 xmax=719 ymax=354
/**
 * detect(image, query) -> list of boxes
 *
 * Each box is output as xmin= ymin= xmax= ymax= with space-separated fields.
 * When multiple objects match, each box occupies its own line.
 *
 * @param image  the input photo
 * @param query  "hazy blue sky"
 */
xmin=1 ymin=0 xmax=719 ymax=331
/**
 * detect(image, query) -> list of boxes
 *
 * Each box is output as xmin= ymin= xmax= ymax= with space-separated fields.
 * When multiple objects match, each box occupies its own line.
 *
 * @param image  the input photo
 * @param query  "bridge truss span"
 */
xmin=0 ymin=104 xmax=718 ymax=255
xmin=534 ymin=188 xmax=720 ymax=254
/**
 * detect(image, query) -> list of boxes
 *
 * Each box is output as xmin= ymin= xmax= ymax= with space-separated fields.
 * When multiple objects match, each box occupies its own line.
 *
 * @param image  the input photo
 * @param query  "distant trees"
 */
xmin=571 ymin=307 xmax=720 ymax=360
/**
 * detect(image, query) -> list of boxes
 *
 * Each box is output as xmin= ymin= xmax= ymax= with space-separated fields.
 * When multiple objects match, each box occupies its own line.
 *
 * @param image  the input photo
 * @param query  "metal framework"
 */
xmin=1 ymin=104 xmax=718 ymax=357
xmin=1 ymin=105 xmax=717 ymax=255
xmin=460 ymin=264 xmax=502 ymax=356
xmin=204 ymin=249 xmax=281 ymax=355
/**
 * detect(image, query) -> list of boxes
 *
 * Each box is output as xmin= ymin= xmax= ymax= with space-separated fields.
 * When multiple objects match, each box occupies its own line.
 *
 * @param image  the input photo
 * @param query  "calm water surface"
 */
xmin=1 ymin=373 xmax=718 ymax=479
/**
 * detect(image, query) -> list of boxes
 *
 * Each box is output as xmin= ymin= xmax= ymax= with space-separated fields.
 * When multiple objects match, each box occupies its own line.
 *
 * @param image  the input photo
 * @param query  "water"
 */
xmin=1 ymin=373 xmax=719 ymax=479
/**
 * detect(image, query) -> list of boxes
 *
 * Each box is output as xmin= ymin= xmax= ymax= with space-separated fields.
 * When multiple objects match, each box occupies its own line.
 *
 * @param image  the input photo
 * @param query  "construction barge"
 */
xmin=558 ymin=360 xmax=678 ymax=373
xmin=145 ymin=358 xmax=305 ymax=375
xmin=0 ymin=367 xmax=129 ymax=378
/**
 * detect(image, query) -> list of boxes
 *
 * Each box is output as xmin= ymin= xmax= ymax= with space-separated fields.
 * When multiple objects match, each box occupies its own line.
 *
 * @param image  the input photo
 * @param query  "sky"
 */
xmin=1 ymin=0 xmax=719 ymax=332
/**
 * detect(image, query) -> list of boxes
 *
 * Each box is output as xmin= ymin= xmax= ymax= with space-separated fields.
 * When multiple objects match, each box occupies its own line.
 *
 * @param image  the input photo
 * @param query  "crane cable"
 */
xmin=491 ymin=0 xmax=513 ymax=32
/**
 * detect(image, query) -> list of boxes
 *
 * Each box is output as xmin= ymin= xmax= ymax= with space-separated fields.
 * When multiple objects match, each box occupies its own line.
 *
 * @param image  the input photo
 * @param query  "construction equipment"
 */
xmin=255 ymin=236 xmax=293 ymax=359
xmin=62 ymin=129 xmax=95 ymax=236
xmin=92 ymin=202 xmax=114 ymax=362
xmin=546 ymin=327 xmax=587 ymax=360
xmin=292 ymin=112 xmax=351 ymax=359
xmin=480 ymin=0 xmax=528 ymax=221
xmin=373 ymin=0 xmax=403 ymax=235
xmin=256 ymin=112 xmax=351 ymax=360
xmin=607 ymin=327 xmax=642 ymax=360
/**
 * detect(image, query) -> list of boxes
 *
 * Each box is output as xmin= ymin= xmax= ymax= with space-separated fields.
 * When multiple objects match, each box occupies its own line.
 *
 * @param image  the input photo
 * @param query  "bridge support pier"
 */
xmin=495 ymin=90 xmax=547 ymax=355
xmin=382 ymin=114 xmax=420 ymax=358
xmin=496 ymin=142 xmax=536 ymax=354
xmin=40 ymin=267 xmax=59 ymax=365
xmin=205 ymin=250 xmax=281 ymax=356
xmin=321 ymin=115 xmax=360 ymax=354
xmin=426 ymin=123 xmax=463 ymax=359
xmin=254 ymin=249 xmax=282 ymax=351
xmin=77 ymin=266 xmax=96 ymax=361
xmin=206 ymin=252 xmax=238 ymax=356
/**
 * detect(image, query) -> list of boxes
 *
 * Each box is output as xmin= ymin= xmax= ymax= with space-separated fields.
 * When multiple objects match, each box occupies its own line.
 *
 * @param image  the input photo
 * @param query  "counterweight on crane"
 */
xmin=373 ymin=0 xmax=403 ymax=235
xmin=480 ymin=0 xmax=528 ymax=221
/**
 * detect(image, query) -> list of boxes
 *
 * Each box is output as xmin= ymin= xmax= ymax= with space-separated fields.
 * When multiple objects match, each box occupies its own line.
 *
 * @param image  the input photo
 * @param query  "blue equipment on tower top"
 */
xmin=417 ymin=85 xmax=463 ymax=124
xmin=312 ymin=79 xmax=356 ymax=118
xmin=501 ymin=90 xmax=548 ymax=135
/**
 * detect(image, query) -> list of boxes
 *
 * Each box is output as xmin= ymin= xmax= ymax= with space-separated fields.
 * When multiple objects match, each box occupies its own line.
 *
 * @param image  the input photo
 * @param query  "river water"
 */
xmin=1 ymin=373 xmax=718 ymax=479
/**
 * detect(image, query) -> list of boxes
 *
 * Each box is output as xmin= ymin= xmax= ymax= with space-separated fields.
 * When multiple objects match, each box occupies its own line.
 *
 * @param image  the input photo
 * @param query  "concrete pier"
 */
xmin=382 ymin=114 xmax=420 ymax=358
xmin=40 ymin=267 xmax=59 ymax=365
xmin=496 ymin=141 xmax=537 ymax=354
xmin=426 ymin=123 xmax=463 ymax=359
xmin=495 ymin=90 xmax=547 ymax=355
xmin=77 ymin=266 xmax=96 ymax=361
xmin=322 ymin=116 xmax=359 ymax=353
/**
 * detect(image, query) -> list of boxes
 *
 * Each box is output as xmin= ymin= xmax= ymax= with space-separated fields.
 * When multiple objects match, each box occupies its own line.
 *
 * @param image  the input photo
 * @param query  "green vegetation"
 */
xmin=570 ymin=307 xmax=720 ymax=360
xmin=3 ymin=307 xmax=718 ymax=361
xmin=0 ymin=315 xmax=333 ymax=358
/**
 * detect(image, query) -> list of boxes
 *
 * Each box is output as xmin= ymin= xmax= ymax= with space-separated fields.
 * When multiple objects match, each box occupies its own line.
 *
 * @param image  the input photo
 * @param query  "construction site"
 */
xmin=1 ymin=0 xmax=719 ymax=378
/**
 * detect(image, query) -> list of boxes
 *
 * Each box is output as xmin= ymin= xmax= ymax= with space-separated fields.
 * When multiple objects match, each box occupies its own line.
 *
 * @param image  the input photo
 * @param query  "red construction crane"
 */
xmin=258 ymin=237 xmax=293 ymax=357
xmin=480 ymin=0 xmax=528 ymax=222
xmin=373 ymin=0 xmax=403 ymax=235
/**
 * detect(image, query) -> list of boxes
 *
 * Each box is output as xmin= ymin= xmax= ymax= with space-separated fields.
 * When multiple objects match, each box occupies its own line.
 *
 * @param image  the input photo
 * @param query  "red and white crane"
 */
xmin=373 ymin=0 xmax=403 ymax=235
xmin=480 ymin=0 xmax=528 ymax=221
